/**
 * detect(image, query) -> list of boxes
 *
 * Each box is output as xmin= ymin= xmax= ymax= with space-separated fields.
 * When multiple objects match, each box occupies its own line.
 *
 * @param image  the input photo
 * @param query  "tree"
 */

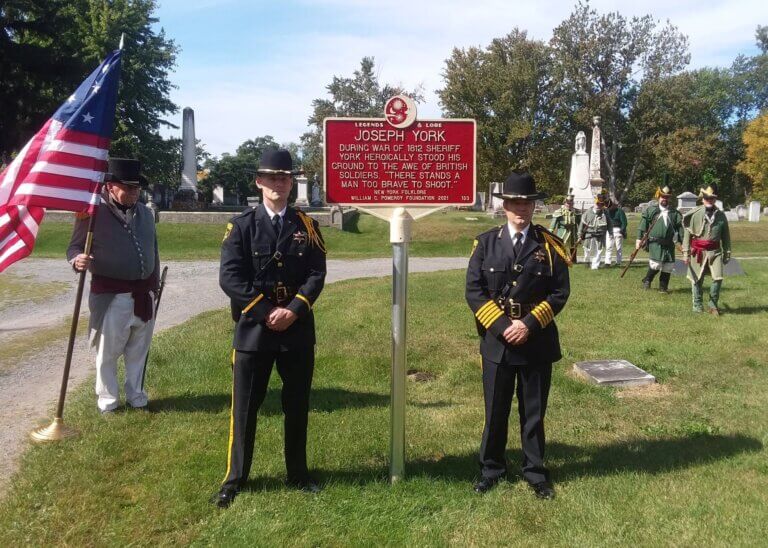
xmin=438 ymin=30 xmax=556 ymax=196
xmin=202 ymin=136 xmax=280 ymax=203
xmin=300 ymin=57 xmax=424 ymax=183
xmin=736 ymin=111 xmax=768 ymax=202
xmin=548 ymin=1 xmax=690 ymax=202
xmin=1 ymin=0 xmax=180 ymax=187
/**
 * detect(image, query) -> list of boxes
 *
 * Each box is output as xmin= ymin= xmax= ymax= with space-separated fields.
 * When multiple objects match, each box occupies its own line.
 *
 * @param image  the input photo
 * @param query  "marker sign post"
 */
xmin=324 ymin=96 xmax=476 ymax=482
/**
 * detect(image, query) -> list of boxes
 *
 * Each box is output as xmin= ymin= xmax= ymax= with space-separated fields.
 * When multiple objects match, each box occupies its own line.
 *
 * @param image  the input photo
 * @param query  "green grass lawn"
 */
xmin=30 ymin=210 xmax=768 ymax=261
xmin=2 ymin=260 xmax=766 ymax=545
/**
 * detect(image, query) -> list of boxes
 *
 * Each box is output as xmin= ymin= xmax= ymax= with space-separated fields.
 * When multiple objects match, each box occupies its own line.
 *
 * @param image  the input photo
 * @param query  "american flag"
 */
xmin=0 ymin=49 xmax=122 ymax=273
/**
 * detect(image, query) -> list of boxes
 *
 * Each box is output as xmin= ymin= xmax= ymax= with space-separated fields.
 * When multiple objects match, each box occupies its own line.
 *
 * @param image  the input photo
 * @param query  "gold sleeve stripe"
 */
xmin=542 ymin=301 xmax=555 ymax=322
xmin=242 ymin=293 xmax=264 ymax=314
xmin=478 ymin=306 xmax=502 ymax=325
xmin=479 ymin=309 xmax=504 ymax=328
xmin=296 ymin=293 xmax=312 ymax=310
xmin=534 ymin=303 xmax=552 ymax=325
xmin=475 ymin=300 xmax=497 ymax=319
xmin=531 ymin=308 xmax=546 ymax=327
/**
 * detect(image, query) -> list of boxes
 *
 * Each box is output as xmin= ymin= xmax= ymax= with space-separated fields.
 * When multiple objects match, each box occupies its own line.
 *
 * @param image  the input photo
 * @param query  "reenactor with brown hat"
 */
xmin=636 ymin=183 xmax=683 ymax=293
xmin=682 ymin=184 xmax=731 ymax=315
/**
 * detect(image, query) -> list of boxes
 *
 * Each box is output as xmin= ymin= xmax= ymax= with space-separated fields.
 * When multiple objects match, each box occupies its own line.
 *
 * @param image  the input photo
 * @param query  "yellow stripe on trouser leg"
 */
xmin=222 ymin=351 xmax=236 ymax=484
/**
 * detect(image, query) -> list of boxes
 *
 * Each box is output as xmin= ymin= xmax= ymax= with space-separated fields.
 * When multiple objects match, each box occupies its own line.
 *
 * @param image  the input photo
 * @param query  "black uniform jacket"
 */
xmin=466 ymin=224 xmax=571 ymax=365
xmin=219 ymin=205 xmax=327 ymax=351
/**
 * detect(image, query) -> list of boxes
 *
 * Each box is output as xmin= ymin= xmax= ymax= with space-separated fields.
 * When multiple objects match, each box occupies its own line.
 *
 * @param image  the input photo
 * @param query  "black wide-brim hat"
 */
xmin=105 ymin=157 xmax=148 ymax=187
xmin=492 ymin=170 xmax=547 ymax=201
xmin=257 ymin=148 xmax=303 ymax=176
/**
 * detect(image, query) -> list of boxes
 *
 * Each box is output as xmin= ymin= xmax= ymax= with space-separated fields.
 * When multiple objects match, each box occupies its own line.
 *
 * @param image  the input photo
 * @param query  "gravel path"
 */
xmin=0 ymin=256 xmax=467 ymax=495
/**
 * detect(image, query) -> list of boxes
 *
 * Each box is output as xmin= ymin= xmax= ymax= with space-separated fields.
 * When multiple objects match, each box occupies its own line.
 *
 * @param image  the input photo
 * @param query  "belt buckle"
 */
xmin=507 ymin=299 xmax=521 ymax=319
xmin=275 ymin=284 xmax=287 ymax=302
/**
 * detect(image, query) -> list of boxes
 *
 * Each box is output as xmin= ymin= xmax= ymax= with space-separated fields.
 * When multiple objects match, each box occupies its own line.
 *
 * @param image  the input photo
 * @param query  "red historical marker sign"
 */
xmin=323 ymin=117 xmax=476 ymax=206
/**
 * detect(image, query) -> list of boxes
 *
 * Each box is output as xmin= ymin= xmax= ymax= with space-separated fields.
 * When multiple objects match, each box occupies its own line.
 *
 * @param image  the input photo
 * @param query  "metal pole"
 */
xmin=389 ymin=208 xmax=412 ymax=482
xmin=31 ymin=211 xmax=98 ymax=442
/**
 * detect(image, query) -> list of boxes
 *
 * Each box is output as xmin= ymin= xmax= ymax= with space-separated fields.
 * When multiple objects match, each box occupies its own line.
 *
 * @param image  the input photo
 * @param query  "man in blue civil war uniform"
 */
xmin=466 ymin=171 xmax=571 ymax=499
xmin=214 ymin=148 xmax=327 ymax=508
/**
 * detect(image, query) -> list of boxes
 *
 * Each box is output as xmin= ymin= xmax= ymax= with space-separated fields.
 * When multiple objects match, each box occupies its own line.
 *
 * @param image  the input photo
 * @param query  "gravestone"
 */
xmin=573 ymin=359 xmax=655 ymax=387
xmin=489 ymin=182 xmax=504 ymax=212
xmin=212 ymin=185 xmax=224 ymax=205
xmin=716 ymin=200 xmax=724 ymax=211
xmin=310 ymin=181 xmax=323 ymax=206
xmin=246 ymin=196 xmax=260 ymax=208
xmin=568 ymin=131 xmax=592 ymax=211
xmin=735 ymin=204 xmax=747 ymax=220
xmin=724 ymin=211 xmax=739 ymax=222
xmin=588 ymin=117 xmax=604 ymax=190
xmin=473 ymin=191 xmax=485 ymax=211
xmin=677 ymin=191 xmax=698 ymax=213
xmin=295 ymin=175 xmax=309 ymax=207
xmin=748 ymin=201 xmax=761 ymax=222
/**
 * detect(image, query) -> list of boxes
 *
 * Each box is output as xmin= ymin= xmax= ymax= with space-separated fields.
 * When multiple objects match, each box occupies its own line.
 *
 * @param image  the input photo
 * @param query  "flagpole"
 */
xmin=30 ymin=212 xmax=98 ymax=442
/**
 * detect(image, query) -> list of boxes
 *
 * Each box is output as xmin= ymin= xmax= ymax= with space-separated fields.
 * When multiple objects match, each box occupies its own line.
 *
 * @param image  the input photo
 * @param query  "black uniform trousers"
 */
xmin=479 ymin=357 xmax=552 ymax=484
xmin=222 ymin=347 xmax=314 ymax=490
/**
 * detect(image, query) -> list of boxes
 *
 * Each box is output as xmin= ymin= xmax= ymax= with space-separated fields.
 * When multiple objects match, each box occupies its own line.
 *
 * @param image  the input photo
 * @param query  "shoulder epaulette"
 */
xmin=232 ymin=207 xmax=255 ymax=221
xmin=535 ymin=225 xmax=572 ymax=267
xmin=296 ymin=210 xmax=326 ymax=254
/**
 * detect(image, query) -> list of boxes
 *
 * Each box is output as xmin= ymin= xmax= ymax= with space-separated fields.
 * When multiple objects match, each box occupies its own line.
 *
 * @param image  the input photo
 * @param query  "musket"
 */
xmin=141 ymin=265 xmax=168 ymax=391
xmin=620 ymin=212 xmax=662 ymax=278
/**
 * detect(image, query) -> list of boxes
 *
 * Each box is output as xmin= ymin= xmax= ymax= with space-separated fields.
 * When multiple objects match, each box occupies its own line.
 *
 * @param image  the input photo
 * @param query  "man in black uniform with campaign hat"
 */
xmin=466 ymin=170 xmax=571 ymax=499
xmin=215 ymin=148 xmax=327 ymax=508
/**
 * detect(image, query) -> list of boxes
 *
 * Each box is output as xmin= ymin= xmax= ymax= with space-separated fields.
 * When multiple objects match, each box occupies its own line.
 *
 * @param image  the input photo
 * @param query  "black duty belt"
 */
xmin=495 ymin=297 xmax=538 ymax=319
xmin=274 ymin=283 xmax=297 ymax=305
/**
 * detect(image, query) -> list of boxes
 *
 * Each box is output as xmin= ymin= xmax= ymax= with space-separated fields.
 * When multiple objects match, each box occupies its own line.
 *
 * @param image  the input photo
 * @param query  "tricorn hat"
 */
xmin=655 ymin=186 xmax=673 ymax=199
xmin=257 ymin=148 xmax=303 ymax=176
xmin=595 ymin=194 xmax=607 ymax=206
xmin=699 ymin=184 xmax=718 ymax=199
xmin=492 ymin=171 xmax=546 ymax=201
xmin=105 ymin=158 xmax=148 ymax=187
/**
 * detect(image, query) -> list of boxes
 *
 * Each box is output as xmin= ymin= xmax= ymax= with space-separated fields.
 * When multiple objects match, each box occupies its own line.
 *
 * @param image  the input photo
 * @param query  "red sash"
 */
xmin=690 ymin=238 xmax=719 ymax=264
xmin=91 ymin=265 xmax=158 ymax=322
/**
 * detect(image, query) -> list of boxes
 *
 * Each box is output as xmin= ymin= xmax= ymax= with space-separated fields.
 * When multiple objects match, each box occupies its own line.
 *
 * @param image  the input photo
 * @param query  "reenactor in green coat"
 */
xmin=636 ymin=186 xmax=683 ymax=293
xmin=682 ymin=184 xmax=732 ymax=315
xmin=549 ymin=194 xmax=581 ymax=262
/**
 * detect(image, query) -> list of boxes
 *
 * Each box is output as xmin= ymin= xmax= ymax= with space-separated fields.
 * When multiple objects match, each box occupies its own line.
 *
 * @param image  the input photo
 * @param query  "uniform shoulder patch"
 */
xmin=470 ymin=238 xmax=479 ymax=257
xmin=223 ymin=222 xmax=233 ymax=242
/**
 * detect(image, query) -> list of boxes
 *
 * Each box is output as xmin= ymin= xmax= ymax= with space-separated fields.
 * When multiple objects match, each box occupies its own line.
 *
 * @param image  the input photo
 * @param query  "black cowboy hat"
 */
xmin=257 ymin=148 xmax=303 ymax=176
xmin=105 ymin=158 xmax=148 ymax=187
xmin=492 ymin=170 xmax=546 ymax=201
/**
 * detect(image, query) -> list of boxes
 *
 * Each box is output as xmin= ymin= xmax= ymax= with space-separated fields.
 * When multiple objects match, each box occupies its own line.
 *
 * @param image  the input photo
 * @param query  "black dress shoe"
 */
xmin=473 ymin=476 xmax=501 ymax=494
xmin=213 ymin=487 xmax=238 ymax=509
xmin=287 ymin=476 xmax=322 ymax=494
xmin=529 ymin=481 xmax=555 ymax=500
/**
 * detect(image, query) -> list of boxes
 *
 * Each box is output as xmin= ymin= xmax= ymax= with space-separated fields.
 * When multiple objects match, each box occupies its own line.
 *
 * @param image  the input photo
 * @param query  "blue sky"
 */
xmin=153 ymin=0 xmax=767 ymax=156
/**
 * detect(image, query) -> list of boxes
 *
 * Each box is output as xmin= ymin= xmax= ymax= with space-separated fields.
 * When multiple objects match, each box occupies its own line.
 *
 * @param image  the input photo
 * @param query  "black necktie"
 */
xmin=513 ymin=233 xmax=523 ymax=257
xmin=272 ymin=214 xmax=282 ymax=236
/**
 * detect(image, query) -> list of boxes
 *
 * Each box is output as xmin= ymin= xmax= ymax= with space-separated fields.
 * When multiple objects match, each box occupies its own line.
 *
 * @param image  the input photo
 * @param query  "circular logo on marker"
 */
xmin=385 ymin=95 xmax=417 ymax=129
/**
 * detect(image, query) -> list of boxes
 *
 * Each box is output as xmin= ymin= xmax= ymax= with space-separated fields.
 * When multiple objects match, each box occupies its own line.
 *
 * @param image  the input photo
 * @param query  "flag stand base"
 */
xmin=30 ymin=418 xmax=79 ymax=443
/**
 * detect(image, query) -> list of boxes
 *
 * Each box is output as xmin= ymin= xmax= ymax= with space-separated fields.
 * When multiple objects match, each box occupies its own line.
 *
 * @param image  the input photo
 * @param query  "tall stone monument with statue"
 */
xmin=567 ymin=117 xmax=604 ymax=210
